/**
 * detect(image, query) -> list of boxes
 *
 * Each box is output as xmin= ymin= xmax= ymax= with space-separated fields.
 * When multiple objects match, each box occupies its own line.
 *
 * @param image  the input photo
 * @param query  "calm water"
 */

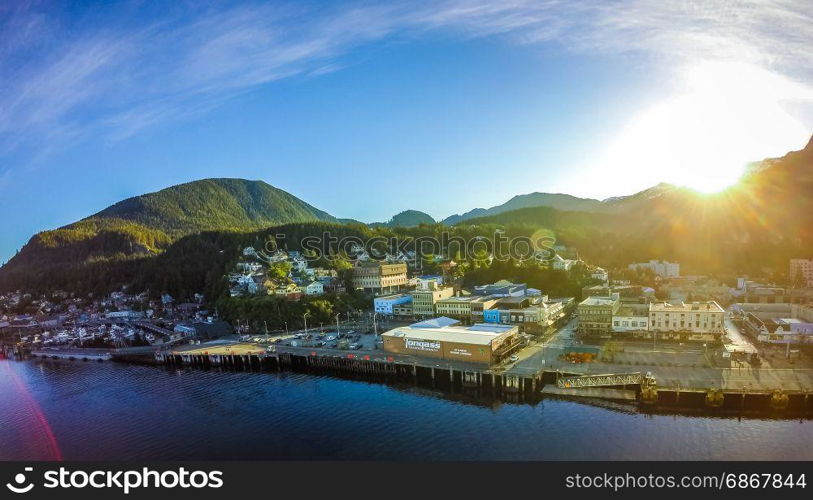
xmin=1 ymin=358 xmax=812 ymax=461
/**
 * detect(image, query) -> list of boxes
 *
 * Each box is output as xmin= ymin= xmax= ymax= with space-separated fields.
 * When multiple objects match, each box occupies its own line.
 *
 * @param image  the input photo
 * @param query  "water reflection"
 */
xmin=1 ymin=359 xmax=811 ymax=460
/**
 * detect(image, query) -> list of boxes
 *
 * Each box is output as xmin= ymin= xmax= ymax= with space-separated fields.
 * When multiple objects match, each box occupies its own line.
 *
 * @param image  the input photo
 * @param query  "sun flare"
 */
xmin=596 ymin=62 xmax=813 ymax=194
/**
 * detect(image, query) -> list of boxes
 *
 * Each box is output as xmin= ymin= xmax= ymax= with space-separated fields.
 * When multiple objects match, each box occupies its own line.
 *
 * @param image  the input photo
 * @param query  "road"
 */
xmin=724 ymin=317 xmax=757 ymax=354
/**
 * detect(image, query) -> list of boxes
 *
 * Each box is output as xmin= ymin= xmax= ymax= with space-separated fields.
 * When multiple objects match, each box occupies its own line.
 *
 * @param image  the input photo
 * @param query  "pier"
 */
xmin=152 ymin=342 xmax=813 ymax=414
xmin=29 ymin=348 xmax=112 ymax=362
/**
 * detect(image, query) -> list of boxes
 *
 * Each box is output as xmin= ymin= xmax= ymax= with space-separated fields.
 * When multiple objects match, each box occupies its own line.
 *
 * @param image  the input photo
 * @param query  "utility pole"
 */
xmin=264 ymin=321 xmax=268 ymax=343
xmin=336 ymin=313 xmax=341 ymax=336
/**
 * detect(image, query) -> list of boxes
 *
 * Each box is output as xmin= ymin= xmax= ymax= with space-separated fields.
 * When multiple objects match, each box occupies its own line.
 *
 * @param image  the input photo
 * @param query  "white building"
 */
xmin=629 ymin=260 xmax=680 ymax=278
xmin=612 ymin=305 xmax=649 ymax=332
xmin=790 ymin=259 xmax=813 ymax=287
xmin=374 ymin=294 xmax=413 ymax=316
xmin=649 ymin=301 xmax=724 ymax=340
xmin=551 ymin=254 xmax=576 ymax=271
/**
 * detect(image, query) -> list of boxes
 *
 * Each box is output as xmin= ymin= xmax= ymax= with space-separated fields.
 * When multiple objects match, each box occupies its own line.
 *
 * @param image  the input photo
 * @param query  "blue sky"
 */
xmin=2 ymin=0 xmax=813 ymax=262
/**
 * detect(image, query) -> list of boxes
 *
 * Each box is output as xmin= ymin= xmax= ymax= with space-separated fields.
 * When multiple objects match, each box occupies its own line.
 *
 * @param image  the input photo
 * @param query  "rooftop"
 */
xmin=436 ymin=295 xmax=496 ymax=304
xmin=579 ymin=297 xmax=618 ymax=307
xmin=375 ymin=293 xmax=410 ymax=300
xmin=650 ymin=301 xmax=724 ymax=313
xmin=616 ymin=304 xmax=650 ymax=316
xmin=382 ymin=317 xmax=516 ymax=345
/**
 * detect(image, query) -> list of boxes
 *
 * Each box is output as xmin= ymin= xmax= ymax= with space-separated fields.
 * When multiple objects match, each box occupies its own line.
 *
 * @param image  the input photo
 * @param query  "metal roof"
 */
xmin=382 ymin=320 xmax=516 ymax=346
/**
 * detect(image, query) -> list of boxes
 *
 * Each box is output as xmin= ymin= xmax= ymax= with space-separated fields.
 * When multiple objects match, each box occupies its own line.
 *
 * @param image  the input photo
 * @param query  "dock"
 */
xmin=29 ymin=348 xmax=112 ymax=362
xmin=152 ymin=342 xmax=813 ymax=414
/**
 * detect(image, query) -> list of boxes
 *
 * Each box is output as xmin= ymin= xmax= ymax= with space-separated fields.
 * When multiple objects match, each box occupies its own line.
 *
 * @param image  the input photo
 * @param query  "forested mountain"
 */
xmin=460 ymin=136 xmax=813 ymax=278
xmin=442 ymin=192 xmax=605 ymax=225
xmin=0 ymin=179 xmax=338 ymax=291
xmin=91 ymin=178 xmax=337 ymax=233
xmin=1 ymin=136 xmax=811 ymax=296
xmin=370 ymin=210 xmax=436 ymax=228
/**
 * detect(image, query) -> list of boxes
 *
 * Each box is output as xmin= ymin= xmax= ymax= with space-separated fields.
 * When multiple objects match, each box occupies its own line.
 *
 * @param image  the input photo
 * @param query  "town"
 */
xmin=3 ymin=249 xmax=813 ymax=412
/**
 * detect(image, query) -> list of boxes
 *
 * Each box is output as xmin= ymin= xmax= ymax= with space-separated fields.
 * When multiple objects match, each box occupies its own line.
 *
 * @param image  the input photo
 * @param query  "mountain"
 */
xmin=443 ymin=192 xmax=605 ymax=224
xmin=462 ymin=135 xmax=813 ymax=276
xmin=2 ymin=136 xmax=812 ymax=294
xmin=369 ymin=210 xmax=436 ymax=228
xmin=0 ymin=178 xmax=338 ymax=290
xmin=387 ymin=210 xmax=436 ymax=227
xmin=89 ymin=178 xmax=337 ymax=233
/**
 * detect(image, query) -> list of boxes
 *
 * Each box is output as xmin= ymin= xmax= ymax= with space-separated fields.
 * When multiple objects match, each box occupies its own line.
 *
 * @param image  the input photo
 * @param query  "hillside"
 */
xmin=0 ymin=179 xmax=338 ymax=290
xmin=90 ymin=178 xmax=337 ymax=233
xmin=443 ymin=192 xmax=605 ymax=224
xmin=2 ymin=136 xmax=811 ymax=294
xmin=460 ymin=136 xmax=813 ymax=276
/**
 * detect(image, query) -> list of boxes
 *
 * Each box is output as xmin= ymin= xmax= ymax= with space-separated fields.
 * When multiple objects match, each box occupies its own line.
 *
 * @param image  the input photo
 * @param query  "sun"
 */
xmin=594 ymin=61 xmax=813 ymax=195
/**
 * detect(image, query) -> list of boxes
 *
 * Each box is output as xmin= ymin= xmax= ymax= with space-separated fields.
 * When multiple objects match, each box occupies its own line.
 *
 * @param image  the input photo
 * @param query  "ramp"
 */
xmin=556 ymin=372 xmax=643 ymax=389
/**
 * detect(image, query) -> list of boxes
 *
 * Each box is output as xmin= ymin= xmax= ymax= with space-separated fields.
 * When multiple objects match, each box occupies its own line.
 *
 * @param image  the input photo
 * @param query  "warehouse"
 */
xmin=381 ymin=317 xmax=519 ymax=365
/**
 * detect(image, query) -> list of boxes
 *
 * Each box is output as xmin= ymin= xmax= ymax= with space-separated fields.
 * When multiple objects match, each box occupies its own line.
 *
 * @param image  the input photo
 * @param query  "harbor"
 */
xmin=5 ymin=356 xmax=812 ymax=461
xmin=5 ymin=308 xmax=813 ymax=416
xmin=147 ymin=338 xmax=813 ymax=414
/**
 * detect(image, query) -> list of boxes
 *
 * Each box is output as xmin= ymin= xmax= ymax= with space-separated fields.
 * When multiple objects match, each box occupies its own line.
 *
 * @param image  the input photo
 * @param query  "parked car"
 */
xmin=509 ymin=355 xmax=519 ymax=362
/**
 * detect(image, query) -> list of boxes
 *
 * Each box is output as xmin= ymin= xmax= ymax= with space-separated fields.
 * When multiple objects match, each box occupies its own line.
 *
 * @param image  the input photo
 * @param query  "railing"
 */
xmin=557 ymin=372 xmax=643 ymax=389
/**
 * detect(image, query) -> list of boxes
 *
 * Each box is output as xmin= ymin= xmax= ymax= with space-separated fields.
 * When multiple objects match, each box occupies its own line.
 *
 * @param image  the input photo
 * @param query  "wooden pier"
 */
xmin=152 ymin=347 xmax=813 ymax=414
xmin=29 ymin=349 xmax=112 ymax=362
xmin=155 ymin=349 xmax=544 ymax=403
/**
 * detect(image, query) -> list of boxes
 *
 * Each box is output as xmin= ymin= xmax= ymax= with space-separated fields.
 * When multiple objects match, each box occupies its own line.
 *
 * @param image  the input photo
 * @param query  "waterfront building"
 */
xmin=381 ymin=317 xmax=519 ymax=364
xmin=482 ymin=296 xmax=568 ymax=334
xmin=577 ymin=296 xmax=620 ymax=337
xmin=744 ymin=314 xmax=813 ymax=345
xmin=648 ymin=301 xmax=725 ymax=341
xmin=628 ymin=260 xmax=680 ymax=278
xmin=351 ymin=262 xmax=408 ymax=295
xmin=435 ymin=295 xmax=498 ymax=324
xmin=374 ymin=294 xmax=412 ymax=316
xmin=611 ymin=304 xmax=650 ymax=333
xmin=410 ymin=282 xmax=455 ymax=317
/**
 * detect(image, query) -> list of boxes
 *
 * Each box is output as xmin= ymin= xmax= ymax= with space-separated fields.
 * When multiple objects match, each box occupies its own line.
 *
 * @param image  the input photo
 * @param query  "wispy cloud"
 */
xmin=1 ymin=0 xmax=812 ymax=163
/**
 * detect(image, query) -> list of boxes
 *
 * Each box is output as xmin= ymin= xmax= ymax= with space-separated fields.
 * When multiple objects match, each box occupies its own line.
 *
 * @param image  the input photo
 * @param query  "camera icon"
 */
xmin=6 ymin=467 xmax=34 ymax=494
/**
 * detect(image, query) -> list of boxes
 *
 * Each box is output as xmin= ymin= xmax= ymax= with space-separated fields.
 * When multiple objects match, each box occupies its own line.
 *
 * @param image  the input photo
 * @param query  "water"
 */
xmin=1 ymin=359 xmax=812 ymax=460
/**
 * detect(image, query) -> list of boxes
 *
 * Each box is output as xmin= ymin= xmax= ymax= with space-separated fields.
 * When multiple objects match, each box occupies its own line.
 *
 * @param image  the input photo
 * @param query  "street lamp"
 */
xmin=303 ymin=312 xmax=310 ymax=336
xmin=284 ymin=321 xmax=289 ymax=336
xmin=336 ymin=313 xmax=341 ymax=336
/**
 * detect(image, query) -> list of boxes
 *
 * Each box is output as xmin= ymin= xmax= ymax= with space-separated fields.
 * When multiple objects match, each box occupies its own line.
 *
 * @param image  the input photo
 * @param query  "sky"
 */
xmin=2 ymin=0 xmax=813 ymax=262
